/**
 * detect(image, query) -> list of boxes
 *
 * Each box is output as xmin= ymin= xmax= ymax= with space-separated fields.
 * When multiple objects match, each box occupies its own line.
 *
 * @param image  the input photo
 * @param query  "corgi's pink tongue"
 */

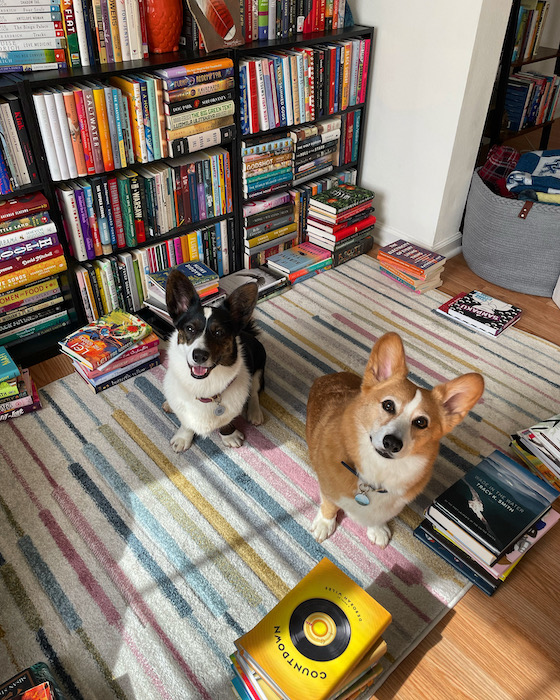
xmin=191 ymin=365 xmax=209 ymax=378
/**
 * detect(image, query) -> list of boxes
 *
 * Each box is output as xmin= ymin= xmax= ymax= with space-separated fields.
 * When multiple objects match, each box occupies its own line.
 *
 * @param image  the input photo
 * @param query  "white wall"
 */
xmin=352 ymin=0 xmax=512 ymax=255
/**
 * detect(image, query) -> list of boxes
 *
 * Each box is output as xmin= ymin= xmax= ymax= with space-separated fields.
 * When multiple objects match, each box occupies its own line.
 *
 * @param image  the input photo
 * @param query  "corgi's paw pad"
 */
xmin=170 ymin=428 xmax=194 ymax=452
xmin=246 ymin=403 xmax=264 ymax=426
xmin=162 ymin=400 xmax=172 ymax=413
xmin=367 ymin=524 xmax=391 ymax=548
xmin=311 ymin=513 xmax=337 ymax=543
xmin=221 ymin=429 xmax=245 ymax=448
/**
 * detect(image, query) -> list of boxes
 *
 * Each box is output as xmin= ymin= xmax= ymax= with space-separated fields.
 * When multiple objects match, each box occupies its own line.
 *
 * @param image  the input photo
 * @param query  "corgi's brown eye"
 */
xmin=382 ymin=400 xmax=395 ymax=413
xmin=413 ymin=417 xmax=428 ymax=429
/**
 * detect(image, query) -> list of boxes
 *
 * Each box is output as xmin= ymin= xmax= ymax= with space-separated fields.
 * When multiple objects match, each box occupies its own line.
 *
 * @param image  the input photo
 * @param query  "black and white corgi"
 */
xmin=163 ymin=270 xmax=266 ymax=452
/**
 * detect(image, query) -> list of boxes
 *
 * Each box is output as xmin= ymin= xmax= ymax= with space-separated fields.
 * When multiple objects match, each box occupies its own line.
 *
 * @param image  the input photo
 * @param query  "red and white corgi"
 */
xmin=163 ymin=270 xmax=266 ymax=452
xmin=306 ymin=332 xmax=484 ymax=547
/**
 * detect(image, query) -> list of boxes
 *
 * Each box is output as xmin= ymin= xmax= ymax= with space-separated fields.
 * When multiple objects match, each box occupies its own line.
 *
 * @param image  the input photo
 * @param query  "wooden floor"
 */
xmin=27 ymin=254 xmax=560 ymax=700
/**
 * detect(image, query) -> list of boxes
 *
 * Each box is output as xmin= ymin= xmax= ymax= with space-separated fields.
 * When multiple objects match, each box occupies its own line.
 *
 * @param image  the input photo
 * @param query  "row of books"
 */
xmin=512 ymin=0 xmax=550 ymax=62
xmin=306 ymin=182 xmax=375 ymax=265
xmin=375 ymin=239 xmax=446 ymax=295
xmin=75 ymin=220 xmax=232 ymax=321
xmin=242 ymin=166 xmax=357 ymax=268
xmin=59 ymin=309 xmax=160 ymax=393
xmin=0 ymin=192 xmax=71 ymax=347
xmin=266 ymin=240 xmax=332 ymax=284
xmin=415 ymin=449 xmax=559 ymax=596
xmin=239 ymin=38 xmax=370 ymax=135
xmin=54 ymin=147 xmax=233 ymax=263
xmin=0 ymin=344 xmax=41 ymax=421
xmin=504 ymin=70 xmax=560 ymax=133
xmin=0 ymin=92 xmax=38 ymax=193
xmin=435 ymin=290 xmax=523 ymax=337
xmin=231 ymin=558 xmax=392 ymax=700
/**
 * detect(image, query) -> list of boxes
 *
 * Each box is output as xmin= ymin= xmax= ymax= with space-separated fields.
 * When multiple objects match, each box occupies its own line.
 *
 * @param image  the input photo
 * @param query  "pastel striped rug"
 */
xmin=2 ymin=255 xmax=559 ymax=700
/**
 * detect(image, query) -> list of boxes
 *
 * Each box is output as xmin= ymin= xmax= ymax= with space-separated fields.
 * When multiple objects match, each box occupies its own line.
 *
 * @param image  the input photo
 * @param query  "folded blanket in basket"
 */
xmin=506 ymin=149 xmax=560 ymax=194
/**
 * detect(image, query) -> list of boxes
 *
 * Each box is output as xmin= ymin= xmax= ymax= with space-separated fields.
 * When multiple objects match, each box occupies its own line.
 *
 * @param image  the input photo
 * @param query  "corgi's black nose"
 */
xmin=383 ymin=434 xmax=403 ymax=454
xmin=192 ymin=348 xmax=210 ymax=364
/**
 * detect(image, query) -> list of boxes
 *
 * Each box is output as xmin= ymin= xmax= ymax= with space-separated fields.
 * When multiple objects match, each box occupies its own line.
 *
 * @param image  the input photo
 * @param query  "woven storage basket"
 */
xmin=462 ymin=169 xmax=560 ymax=297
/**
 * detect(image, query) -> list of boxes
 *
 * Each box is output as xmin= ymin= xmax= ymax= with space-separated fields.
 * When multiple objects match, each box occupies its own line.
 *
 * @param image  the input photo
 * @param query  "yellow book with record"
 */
xmin=235 ymin=558 xmax=391 ymax=700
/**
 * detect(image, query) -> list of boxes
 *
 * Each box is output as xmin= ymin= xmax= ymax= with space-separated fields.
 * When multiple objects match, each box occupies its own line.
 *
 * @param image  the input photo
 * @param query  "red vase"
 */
xmin=146 ymin=0 xmax=183 ymax=54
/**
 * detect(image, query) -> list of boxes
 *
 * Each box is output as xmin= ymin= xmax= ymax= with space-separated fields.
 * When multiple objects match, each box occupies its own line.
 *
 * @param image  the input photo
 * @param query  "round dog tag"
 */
xmin=214 ymin=404 xmax=225 ymax=417
xmin=355 ymin=493 xmax=370 ymax=506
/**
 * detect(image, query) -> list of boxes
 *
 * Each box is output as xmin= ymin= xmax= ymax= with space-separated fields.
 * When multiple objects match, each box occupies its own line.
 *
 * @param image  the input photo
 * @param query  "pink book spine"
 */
xmin=174 ymin=237 xmax=183 ymax=264
xmin=358 ymin=38 xmax=371 ymax=104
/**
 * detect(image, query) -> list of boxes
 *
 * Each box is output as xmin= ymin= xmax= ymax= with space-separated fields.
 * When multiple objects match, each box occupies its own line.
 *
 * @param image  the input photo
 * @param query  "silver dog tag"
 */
xmin=214 ymin=404 xmax=225 ymax=417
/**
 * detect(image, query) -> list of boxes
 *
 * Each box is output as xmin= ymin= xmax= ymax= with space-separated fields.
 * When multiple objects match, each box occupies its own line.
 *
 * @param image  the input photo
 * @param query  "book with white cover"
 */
xmin=116 ymin=0 xmax=131 ymax=62
xmin=0 ymin=99 xmax=29 ymax=186
xmin=32 ymin=91 xmax=61 ymax=181
xmin=40 ymin=88 xmax=70 ymax=180
xmin=72 ymin=0 xmax=90 ymax=66
xmin=254 ymin=58 xmax=269 ymax=132
xmin=51 ymin=87 xmax=78 ymax=178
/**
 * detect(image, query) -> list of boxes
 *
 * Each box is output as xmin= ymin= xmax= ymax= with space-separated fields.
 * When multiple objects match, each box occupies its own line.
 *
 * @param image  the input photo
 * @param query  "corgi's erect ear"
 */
xmin=165 ymin=270 xmax=200 ymax=326
xmin=362 ymin=332 xmax=408 ymax=389
xmin=432 ymin=373 xmax=484 ymax=433
xmin=224 ymin=282 xmax=258 ymax=329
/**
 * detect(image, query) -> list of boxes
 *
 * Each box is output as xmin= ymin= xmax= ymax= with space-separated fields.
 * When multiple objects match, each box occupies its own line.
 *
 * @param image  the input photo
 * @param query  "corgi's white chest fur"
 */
xmin=164 ymin=334 xmax=251 ymax=436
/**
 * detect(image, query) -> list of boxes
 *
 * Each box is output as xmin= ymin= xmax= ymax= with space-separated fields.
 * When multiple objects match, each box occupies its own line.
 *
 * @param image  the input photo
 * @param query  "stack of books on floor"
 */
xmin=243 ymin=191 xmax=297 ymax=267
xmin=0 ymin=91 xmax=39 ymax=194
xmin=0 ymin=192 xmax=70 ymax=349
xmin=142 ymin=260 xmax=223 ymax=326
xmin=290 ymin=116 xmax=341 ymax=186
xmin=435 ymin=290 xmax=523 ymax=336
xmin=0 ymin=661 xmax=66 ymax=699
xmin=0 ymin=345 xmax=41 ymax=421
xmin=59 ymin=310 xmax=160 ymax=393
xmin=376 ymin=239 xmax=445 ymax=294
xmin=415 ymin=449 xmax=560 ymax=596
xmin=231 ymin=558 xmax=392 ymax=700
xmin=511 ymin=413 xmax=560 ymax=493
xmin=241 ymin=133 xmax=294 ymax=200
xmin=156 ymin=58 xmax=236 ymax=159
xmin=266 ymin=241 xmax=332 ymax=285
xmin=306 ymin=183 xmax=375 ymax=267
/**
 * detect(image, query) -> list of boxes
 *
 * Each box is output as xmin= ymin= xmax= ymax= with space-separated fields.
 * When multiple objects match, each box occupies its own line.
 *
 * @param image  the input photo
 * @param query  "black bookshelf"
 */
xmin=1 ymin=24 xmax=375 ymax=366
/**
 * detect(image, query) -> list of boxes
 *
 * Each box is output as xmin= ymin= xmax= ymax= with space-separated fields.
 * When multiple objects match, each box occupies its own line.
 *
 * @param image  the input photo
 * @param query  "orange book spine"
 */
xmin=0 ymin=256 xmax=67 ymax=293
xmin=92 ymin=85 xmax=115 ymax=172
xmin=180 ymin=234 xmax=190 ymax=262
xmin=63 ymin=90 xmax=88 ymax=177
xmin=376 ymin=253 xmax=430 ymax=278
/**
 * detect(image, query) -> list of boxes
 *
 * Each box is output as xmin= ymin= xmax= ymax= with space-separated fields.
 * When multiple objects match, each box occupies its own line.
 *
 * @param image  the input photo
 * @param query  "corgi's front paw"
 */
xmin=311 ymin=512 xmax=337 ymax=543
xmin=367 ymin=524 xmax=391 ymax=548
xmin=220 ymin=429 xmax=245 ymax=448
xmin=170 ymin=427 xmax=194 ymax=452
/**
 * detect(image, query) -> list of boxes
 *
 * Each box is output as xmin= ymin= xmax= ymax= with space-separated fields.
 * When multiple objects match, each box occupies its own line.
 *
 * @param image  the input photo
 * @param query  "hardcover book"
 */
xmin=426 ymin=449 xmax=558 ymax=565
xmin=234 ymin=557 xmax=391 ymax=700
xmin=308 ymin=182 xmax=374 ymax=215
xmin=447 ymin=290 xmax=523 ymax=336
xmin=58 ymin=309 xmax=152 ymax=370
xmin=0 ymin=192 xmax=49 ymax=222
xmin=266 ymin=241 xmax=331 ymax=274
xmin=515 ymin=413 xmax=560 ymax=477
xmin=146 ymin=261 xmax=219 ymax=300
xmin=0 ymin=344 xmax=19 ymax=382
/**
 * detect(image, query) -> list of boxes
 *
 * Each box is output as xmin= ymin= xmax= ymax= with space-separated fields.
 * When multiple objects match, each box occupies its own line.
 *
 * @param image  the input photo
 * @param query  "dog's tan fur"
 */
xmin=306 ymin=332 xmax=484 ymax=547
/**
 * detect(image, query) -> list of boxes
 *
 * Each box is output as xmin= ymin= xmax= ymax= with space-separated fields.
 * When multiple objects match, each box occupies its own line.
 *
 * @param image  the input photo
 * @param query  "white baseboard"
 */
xmin=373 ymin=222 xmax=463 ymax=258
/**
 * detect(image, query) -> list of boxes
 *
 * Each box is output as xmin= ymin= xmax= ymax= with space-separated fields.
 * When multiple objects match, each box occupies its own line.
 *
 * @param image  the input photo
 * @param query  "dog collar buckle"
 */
xmin=197 ymin=393 xmax=226 ymax=416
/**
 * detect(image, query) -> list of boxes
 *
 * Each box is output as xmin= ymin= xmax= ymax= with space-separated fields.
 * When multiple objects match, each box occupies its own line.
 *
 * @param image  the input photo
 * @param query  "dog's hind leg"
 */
xmin=246 ymin=369 xmax=264 ymax=426
xmin=311 ymin=495 xmax=339 ymax=543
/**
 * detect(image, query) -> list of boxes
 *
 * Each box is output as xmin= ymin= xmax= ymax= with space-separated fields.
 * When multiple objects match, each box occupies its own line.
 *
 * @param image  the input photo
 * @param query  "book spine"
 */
xmin=73 ymin=185 xmax=95 ymax=259
xmin=82 ymin=87 xmax=105 ymax=173
xmin=0 ymin=244 xmax=64 ymax=275
xmin=107 ymin=176 xmax=126 ymax=248
xmin=32 ymin=91 xmax=61 ymax=181
xmin=92 ymin=84 xmax=114 ymax=171
xmin=81 ymin=181 xmax=103 ymax=256
xmin=0 ymin=256 xmax=67 ymax=293
xmin=106 ymin=0 xmax=122 ymax=62
xmin=61 ymin=0 xmax=81 ymax=66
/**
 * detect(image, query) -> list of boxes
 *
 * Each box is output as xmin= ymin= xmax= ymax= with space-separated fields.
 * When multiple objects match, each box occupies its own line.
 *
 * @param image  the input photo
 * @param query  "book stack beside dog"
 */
xmin=415 ymin=449 xmax=560 ymax=596
xmin=58 ymin=309 xmax=160 ymax=393
xmin=435 ymin=290 xmax=523 ymax=337
xmin=230 ymin=558 xmax=392 ymax=700
xmin=306 ymin=183 xmax=376 ymax=267
xmin=510 ymin=413 xmax=560 ymax=493
xmin=375 ymin=239 xmax=445 ymax=294
xmin=142 ymin=260 xmax=222 ymax=327
xmin=266 ymin=241 xmax=332 ymax=285
xmin=0 ymin=345 xmax=41 ymax=421
xmin=0 ymin=192 xmax=71 ymax=350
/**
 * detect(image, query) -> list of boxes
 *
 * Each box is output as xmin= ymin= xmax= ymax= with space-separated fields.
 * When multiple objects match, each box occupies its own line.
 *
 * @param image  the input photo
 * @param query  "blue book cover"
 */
xmin=0 ymin=345 xmax=19 ymax=383
xmin=0 ymin=146 xmax=12 ymax=194
xmin=139 ymin=74 xmax=161 ymax=160
xmin=148 ymin=261 xmax=218 ymax=292
xmin=245 ymin=172 xmax=292 ymax=194
xmin=132 ymin=76 xmax=154 ymax=162
xmin=271 ymin=55 xmax=287 ymax=127
xmin=0 ymin=49 xmax=61 ymax=64
xmin=111 ymin=88 xmax=126 ymax=168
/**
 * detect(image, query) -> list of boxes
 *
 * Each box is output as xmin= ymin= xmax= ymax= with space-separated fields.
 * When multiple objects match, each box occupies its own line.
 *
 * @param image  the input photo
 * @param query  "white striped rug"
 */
xmin=1 ymin=255 xmax=559 ymax=700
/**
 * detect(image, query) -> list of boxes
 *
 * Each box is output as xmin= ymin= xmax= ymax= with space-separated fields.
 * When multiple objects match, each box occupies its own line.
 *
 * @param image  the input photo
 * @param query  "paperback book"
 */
xmin=447 ymin=290 xmax=523 ymax=336
xmin=377 ymin=239 xmax=445 ymax=278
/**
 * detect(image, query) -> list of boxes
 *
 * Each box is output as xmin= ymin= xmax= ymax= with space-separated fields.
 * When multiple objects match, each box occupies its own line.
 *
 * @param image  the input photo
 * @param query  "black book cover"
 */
xmin=431 ymin=450 xmax=558 ymax=558
xmin=448 ymin=290 xmax=522 ymax=334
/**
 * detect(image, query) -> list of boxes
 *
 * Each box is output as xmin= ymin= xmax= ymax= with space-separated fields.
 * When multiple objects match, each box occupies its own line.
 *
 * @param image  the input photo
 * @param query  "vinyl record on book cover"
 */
xmin=289 ymin=598 xmax=351 ymax=661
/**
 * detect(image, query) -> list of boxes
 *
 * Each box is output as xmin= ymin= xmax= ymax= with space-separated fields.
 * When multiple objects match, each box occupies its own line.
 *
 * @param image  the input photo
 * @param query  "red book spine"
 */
xmin=245 ymin=0 xmax=252 ymax=42
xmin=137 ymin=0 xmax=149 ymax=57
xmin=106 ymin=177 xmax=126 ymax=248
xmin=73 ymin=90 xmax=96 ymax=176
xmin=330 ymin=214 xmax=376 ymax=241
xmin=0 ymin=244 xmax=64 ymax=275
xmin=359 ymin=38 xmax=371 ymax=104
